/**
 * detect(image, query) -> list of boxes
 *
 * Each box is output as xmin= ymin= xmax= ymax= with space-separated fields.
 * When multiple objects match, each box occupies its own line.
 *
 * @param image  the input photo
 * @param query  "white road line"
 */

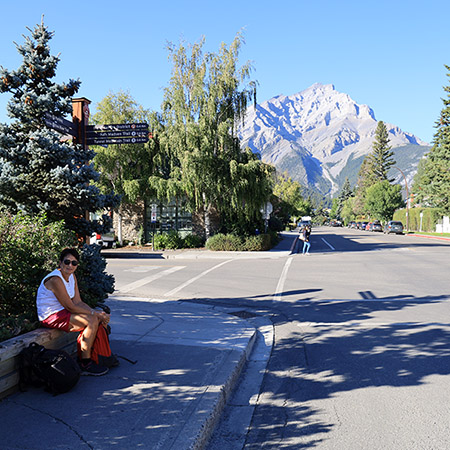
xmin=321 ymin=237 xmax=335 ymax=250
xmin=164 ymin=260 xmax=232 ymax=297
xmin=272 ymin=256 xmax=293 ymax=302
xmin=119 ymin=266 xmax=185 ymax=294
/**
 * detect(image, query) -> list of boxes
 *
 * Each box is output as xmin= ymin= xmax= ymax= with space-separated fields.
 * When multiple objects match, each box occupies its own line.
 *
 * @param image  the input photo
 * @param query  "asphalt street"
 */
xmin=105 ymin=227 xmax=450 ymax=449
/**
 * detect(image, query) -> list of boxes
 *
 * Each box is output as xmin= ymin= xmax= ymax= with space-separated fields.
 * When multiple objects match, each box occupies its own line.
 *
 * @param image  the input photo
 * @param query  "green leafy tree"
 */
xmin=341 ymin=196 xmax=356 ymax=225
xmin=0 ymin=20 xmax=118 ymax=236
xmin=412 ymin=65 xmax=450 ymax=214
xmin=92 ymin=91 xmax=160 ymax=242
xmin=159 ymin=33 xmax=273 ymax=237
xmin=364 ymin=180 xmax=403 ymax=222
xmin=369 ymin=120 xmax=396 ymax=181
xmin=272 ymin=173 xmax=310 ymax=225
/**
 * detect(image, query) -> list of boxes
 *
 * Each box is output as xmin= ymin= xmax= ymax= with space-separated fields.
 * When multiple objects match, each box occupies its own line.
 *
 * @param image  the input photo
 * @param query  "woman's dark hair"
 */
xmin=59 ymin=248 xmax=80 ymax=262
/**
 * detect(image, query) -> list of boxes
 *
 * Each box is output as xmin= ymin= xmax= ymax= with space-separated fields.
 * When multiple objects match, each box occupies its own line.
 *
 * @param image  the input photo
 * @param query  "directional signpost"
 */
xmin=44 ymin=112 xmax=78 ymax=137
xmin=43 ymin=99 xmax=150 ymax=149
xmin=86 ymin=123 xmax=149 ymax=146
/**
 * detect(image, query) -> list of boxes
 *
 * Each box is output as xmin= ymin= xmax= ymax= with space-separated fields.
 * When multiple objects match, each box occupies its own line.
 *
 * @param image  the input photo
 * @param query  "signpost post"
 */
xmin=42 ymin=97 xmax=151 ymax=245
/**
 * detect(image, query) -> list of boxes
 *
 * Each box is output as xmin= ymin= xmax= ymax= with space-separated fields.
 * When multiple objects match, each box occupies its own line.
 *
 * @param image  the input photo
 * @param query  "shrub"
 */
xmin=153 ymin=230 xmax=184 ymax=250
xmin=183 ymin=233 xmax=204 ymax=248
xmin=153 ymin=233 xmax=169 ymax=250
xmin=243 ymin=234 xmax=272 ymax=251
xmin=206 ymin=233 xmax=243 ymax=251
xmin=206 ymin=233 xmax=276 ymax=251
xmin=0 ymin=212 xmax=115 ymax=342
xmin=0 ymin=212 xmax=74 ymax=341
xmin=76 ymin=244 xmax=115 ymax=307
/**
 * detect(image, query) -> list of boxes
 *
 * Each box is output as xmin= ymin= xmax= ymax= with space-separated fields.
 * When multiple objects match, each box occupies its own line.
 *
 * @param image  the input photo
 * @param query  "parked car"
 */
xmin=356 ymin=221 xmax=362 ymax=230
xmin=90 ymin=231 xmax=115 ymax=248
xmin=348 ymin=221 xmax=356 ymax=229
xmin=371 ymin=221 xmax=382 ymax=232
xmin=365 ymin=222 xmax=372 ymax=231
xmin=361 ymin=221 xmax=368 ymax=230
xmin=384 ymin=221 xmax=404 ymax=235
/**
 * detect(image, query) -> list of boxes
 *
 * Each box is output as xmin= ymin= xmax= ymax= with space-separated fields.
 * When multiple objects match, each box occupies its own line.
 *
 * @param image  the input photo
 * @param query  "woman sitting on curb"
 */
xmin=36 ymin=248 xmax=110 ymax=376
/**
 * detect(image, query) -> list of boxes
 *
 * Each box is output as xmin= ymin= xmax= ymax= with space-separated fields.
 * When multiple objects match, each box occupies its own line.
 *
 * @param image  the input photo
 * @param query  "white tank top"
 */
xmin=36 ymin=269 xmax=76 ymax=321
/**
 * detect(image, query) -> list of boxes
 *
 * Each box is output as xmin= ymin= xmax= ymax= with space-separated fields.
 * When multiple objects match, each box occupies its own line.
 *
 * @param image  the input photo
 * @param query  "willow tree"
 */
xmin=158 ymin=33 xmax=273 ymax=237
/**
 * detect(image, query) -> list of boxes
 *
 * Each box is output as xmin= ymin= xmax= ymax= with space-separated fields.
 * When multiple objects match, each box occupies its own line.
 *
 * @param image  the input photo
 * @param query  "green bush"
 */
xmin=0 ymin=212 xmax=74 ymax=341
xmin=243 ymin=234 xmax=272 ymax=251
xmin=76 ymin=244 xmax=115 ymax=307
xmin=153 ymin=230 xmax=184 ymax=250
xmin=206 ymin=233 xmax=243 ymax=251
xmin=153 ymin=233 xmax=169 ymax=250
xmin=206 ymin=233 xmax=276 ymax=251
xmin=183 ymin=233 xmax=204 ymax=248
xmin=0 ymin=212 xmax=115 ymax=342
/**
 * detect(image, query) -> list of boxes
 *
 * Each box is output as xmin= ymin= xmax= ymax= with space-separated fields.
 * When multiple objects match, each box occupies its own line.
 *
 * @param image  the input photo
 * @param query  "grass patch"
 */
xmin=407 ymin=231 xmax=450 ymax=238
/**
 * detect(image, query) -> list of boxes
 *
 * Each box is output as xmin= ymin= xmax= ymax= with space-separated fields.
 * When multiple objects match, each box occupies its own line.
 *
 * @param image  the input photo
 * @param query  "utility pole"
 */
xmin=394 ymin=167 xmax=409 ymax=232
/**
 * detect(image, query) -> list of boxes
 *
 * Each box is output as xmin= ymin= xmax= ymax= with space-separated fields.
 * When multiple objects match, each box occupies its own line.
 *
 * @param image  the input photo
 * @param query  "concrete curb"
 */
xmin=406 ymin=233 xmax=450 ymax=241
xmin=186 ymin=318 xmax=258 ymax=450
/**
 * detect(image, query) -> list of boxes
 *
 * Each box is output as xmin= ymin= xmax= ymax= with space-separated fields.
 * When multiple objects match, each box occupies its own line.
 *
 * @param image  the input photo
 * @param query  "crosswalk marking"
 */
xmin=119 ymin=266 xmax=185 ymax=293
xmin=164 ymin=260 xmax=232 ymax=297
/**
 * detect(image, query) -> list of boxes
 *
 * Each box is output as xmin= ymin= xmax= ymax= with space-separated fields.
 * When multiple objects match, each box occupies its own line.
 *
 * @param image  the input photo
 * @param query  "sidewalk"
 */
xmin=0 ymin=299 xmax=264 ymax=450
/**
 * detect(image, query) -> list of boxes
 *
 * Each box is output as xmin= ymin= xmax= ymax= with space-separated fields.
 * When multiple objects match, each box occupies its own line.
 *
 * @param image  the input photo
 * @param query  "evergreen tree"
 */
xmin=334 ymin=177 xmax=352 ymax=219
xmin=369 ymin=121 xmax=396 ymax=181
xmin=0 ymin=20 xmax=118 ymax=236
xmin=353 ymin=156 xmax=377 ymax=215
xmin=412 ymin=65 xmax=450 ymax=214
xmin=159 ymin=33 xmax=273 ymax=237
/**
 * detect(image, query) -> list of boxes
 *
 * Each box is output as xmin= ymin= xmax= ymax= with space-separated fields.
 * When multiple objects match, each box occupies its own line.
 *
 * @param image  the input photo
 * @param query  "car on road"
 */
xmin=384 ymin=221 xmax=404 ymax=234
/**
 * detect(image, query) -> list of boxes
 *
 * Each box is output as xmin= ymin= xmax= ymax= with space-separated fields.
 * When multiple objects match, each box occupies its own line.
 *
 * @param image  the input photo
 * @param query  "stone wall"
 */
xmin=112 ymin=201 xmax=145 ymax=244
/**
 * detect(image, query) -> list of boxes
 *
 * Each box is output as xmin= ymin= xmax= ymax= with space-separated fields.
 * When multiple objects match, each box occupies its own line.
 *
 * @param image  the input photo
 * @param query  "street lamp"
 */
xmin=394 ymin=167 xmax=409 ymax=232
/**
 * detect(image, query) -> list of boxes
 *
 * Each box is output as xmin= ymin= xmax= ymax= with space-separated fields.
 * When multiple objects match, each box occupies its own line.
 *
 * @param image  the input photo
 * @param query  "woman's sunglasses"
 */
xmin=63 ymin=259 xmax=79 ymax=267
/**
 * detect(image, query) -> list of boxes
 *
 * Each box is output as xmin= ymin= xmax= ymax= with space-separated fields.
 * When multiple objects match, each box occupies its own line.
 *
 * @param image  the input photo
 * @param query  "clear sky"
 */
xmin=0 ymin=0 xmax=449 ymax=143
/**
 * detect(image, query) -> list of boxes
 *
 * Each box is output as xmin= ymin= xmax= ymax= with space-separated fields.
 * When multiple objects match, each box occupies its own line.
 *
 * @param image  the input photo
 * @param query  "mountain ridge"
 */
xmin=238 ymin=83 xmax=429 ymax=196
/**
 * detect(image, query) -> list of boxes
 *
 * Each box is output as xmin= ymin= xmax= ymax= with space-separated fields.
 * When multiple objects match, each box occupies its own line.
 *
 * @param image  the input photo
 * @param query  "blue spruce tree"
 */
xmin=0 ymin=20 xmax=118 ymax=236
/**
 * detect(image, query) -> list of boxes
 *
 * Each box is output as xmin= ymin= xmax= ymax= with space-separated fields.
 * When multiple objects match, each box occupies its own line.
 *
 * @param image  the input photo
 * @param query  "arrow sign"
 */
xmin=86 ymin=130 xmax=149 ymax=138
xmin=86 ymin=123 xmax=148 ymax=132
xmin=86 ymin=136 xmax=149 ymax=145
xmin=44 ymin=112 xmax=78 ymax=137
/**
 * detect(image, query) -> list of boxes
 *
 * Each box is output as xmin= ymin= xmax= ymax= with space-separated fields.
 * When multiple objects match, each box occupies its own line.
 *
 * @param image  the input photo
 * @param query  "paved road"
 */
xmin=106 ymin=227 xmax=450 ymax=449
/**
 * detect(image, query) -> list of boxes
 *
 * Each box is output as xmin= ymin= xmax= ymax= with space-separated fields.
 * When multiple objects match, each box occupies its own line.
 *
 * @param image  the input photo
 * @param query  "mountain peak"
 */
xmin=239 ymin=84 xmax=428 ymax=196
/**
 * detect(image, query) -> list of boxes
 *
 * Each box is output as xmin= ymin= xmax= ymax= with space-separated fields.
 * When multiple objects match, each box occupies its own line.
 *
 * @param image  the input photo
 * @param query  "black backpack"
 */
xmin=19 ymin=342 xmax=81 ymax=395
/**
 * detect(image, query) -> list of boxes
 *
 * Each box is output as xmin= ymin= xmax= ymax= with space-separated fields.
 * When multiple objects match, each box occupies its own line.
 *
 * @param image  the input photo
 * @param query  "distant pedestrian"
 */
xmin=301 ymin=226 xmax=311 ymax=255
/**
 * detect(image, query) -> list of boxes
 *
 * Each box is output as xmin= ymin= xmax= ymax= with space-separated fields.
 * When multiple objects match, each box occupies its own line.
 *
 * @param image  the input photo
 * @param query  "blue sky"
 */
xmin=0 ymin=0 xmax=449 ymax=143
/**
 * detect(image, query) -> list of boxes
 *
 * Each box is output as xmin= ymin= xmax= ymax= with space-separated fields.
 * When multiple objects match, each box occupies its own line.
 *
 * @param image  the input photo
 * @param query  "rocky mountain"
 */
xmin=238 ymin=83 xmax=430 ymax=197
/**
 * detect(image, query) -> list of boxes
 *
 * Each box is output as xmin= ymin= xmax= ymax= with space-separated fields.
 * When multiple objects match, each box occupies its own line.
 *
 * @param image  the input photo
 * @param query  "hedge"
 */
xmin=393 ymin=207 xmax=441 ymax=232
xmin=206 ymin=232 xmax=277 ymax=251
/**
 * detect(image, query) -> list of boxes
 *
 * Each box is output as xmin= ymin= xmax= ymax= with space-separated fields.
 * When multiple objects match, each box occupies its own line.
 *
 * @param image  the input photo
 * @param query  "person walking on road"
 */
xmin=301 ymin=226 xmax=311 ymax=255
